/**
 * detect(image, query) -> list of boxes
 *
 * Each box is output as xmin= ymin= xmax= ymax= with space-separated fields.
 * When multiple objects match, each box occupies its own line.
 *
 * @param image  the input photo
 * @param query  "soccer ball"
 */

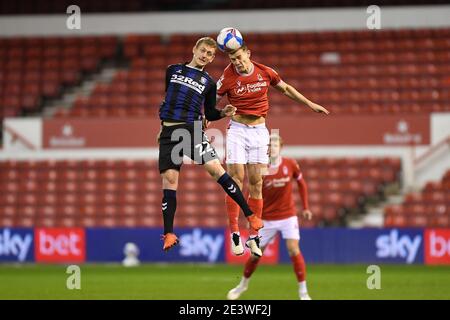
xmin=122 ymin=242 xmax=140 ymax=267
xmin=217 ymin=27 xmax=244 ymax=52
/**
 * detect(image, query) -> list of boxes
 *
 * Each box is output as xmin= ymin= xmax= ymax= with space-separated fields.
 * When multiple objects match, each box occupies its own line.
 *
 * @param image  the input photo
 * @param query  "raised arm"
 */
xmin=274 ymin=80 xmax=330 ymax=115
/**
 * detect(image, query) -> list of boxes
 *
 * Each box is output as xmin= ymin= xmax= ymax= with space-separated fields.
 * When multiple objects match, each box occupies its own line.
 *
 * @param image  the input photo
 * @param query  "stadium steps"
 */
xmin=347 ymin=195 xmax=405 ymax=228
xmin=43 ymin=63 xmax=125 ymax=117
xmin=384 ymin=169 xmax=450 ymax=228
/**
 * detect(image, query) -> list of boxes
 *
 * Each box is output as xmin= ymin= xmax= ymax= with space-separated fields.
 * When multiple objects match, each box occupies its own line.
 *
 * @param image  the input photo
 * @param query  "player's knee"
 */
xmin=287 ymin=243 xmax=300 ymax=256
xmin=162 ymin=171 xmax=178 ymax=188
xmin=228 ymin=170 xmax=244 ymax=185
xmin=248 ymin=177 xmax=263 ymax=195
xmin=248 ymin=173 xmax=263 ymax=187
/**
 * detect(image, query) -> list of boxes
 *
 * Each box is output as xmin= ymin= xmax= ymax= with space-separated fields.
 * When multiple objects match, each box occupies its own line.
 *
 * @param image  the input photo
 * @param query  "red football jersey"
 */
xmin=217 ymin=60 xmax=281 ymax=118
xmin=262 ymin=157 xmax=303 ymax=220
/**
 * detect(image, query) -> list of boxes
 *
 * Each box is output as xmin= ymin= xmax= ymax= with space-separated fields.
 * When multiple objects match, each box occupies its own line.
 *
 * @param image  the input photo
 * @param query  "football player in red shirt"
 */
xmin=227 ymin=134 xmax=313 ymax=300
xmin=217 ymin=43 xmax=328 ymax=257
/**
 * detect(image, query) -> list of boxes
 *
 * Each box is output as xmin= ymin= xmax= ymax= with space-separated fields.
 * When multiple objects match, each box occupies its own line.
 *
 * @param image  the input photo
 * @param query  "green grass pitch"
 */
xmin=1 ymin=264 xmax=449 ymax=300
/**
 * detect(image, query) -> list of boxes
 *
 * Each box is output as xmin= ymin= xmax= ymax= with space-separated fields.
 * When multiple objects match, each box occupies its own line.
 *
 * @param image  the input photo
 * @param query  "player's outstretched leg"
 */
xmin=227 ymin=256 xmax=260 ymax=300
xmin=204 ymin=159 xmax=264 ymax=232
xmin=246 ymin=164 xmax=265 ymax=257
xmin=226 ymin=196 xmax=244 ymax=255
xmin=245 ymin=198 xmax=263 ymax=257
xmin=160 ymin=170 xmax=179 ymax=251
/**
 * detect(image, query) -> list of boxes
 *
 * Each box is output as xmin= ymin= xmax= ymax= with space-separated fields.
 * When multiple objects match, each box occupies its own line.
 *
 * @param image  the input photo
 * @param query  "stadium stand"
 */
xmin=45 ymin=28 xmax=450 ymax=118
xmin=384 ymin=169 xmax=450 ymax=228
xmin=2 ymin=28 xmax=449 ymax=120
xmin=0 ymin=36 xmax=118 ymax=121
xmin=0 ymin=157 xmax=401 ymax=228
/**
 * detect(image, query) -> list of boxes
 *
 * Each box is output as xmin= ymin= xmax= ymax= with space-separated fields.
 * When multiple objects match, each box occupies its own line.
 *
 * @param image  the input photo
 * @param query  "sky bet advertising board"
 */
xmin=1 ymin=227 xmax=449 ymax=265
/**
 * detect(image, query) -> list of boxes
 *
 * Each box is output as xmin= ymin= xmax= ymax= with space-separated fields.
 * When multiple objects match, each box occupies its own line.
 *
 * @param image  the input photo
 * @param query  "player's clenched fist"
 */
xmin=301 ymin=209 xmax=313 ymax=221
xmin=221 ymin=104 xmax=237 ymax=117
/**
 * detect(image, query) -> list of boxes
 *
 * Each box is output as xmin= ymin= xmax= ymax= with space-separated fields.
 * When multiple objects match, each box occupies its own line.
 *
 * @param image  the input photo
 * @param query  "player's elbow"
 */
xmin=279 ymin=84 xmax=292 ymax=96
xmin=284 ymin=84 xmax=295 ymax=94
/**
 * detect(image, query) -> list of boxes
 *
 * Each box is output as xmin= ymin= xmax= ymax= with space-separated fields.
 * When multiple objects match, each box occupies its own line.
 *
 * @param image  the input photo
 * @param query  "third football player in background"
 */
xmin=227 ymin=134 xmax=313 ymax=300
xmin=216 ymin=42 xmax=329 ymax=257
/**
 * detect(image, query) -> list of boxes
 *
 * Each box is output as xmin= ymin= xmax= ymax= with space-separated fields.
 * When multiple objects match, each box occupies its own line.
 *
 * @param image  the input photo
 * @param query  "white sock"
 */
xmin=239 ymin=277 xmax=250 ymax=288
xmin=299 ymin=281 xmax=308 ymax=295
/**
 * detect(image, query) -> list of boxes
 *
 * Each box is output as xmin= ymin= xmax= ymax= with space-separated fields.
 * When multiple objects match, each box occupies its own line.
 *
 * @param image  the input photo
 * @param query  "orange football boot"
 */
xmin=162 ymin=233 xmax=179 ymax=251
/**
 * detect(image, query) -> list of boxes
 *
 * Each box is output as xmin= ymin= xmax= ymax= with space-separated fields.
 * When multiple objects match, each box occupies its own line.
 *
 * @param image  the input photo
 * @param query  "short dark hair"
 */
xmin=227 ymin=43 xmax=248 ymax=55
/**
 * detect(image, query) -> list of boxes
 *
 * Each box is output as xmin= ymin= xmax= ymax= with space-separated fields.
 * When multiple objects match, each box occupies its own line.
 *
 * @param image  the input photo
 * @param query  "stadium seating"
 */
xmin=3 ymin=28 xmax=449 ymax=120
xmin=384 ymin=169 xmax=450 ymax=227
xmin=48 ymin=28 xmax=450 ymax=118
xmin=0 ymin=36 xmax=118 ymax=121
xmin=0 ymin=157 xmax=401 ymax=228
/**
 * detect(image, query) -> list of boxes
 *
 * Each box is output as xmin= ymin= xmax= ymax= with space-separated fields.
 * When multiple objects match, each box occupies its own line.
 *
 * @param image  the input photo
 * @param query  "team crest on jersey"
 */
xmin=200 ymin=77 xmax=207 ymax=85
xmin=257 ymin=73 xmax=263 ymax=81
xmin=283 ymin=166 xmax=288 ymax=175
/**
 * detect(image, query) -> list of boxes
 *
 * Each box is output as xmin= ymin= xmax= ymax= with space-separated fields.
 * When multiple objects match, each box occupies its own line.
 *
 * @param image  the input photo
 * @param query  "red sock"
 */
xmin=226 ymin=195 xmax=240 ymax=233
xmin=248 ymin=198 xmax=263 ymax=237
xmin=290 ymin=252 xmax=306 ymax=282
xmin=243 ymin=257 xmax=260 ymax=278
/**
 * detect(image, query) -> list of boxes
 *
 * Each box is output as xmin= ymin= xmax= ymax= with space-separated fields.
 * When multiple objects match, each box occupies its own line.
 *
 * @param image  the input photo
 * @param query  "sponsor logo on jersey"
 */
xmin=170 ymin=74 xmax=206 ymax=94
xmin=234 ymin=81 xmax=268 ymax=95
xmin=246 ymin=81 xmax=268 ymax=93
xmin=264 ymin=176 xmax=290 ymax=189
xmin=234 ymin=86 xmax=247 ymax=96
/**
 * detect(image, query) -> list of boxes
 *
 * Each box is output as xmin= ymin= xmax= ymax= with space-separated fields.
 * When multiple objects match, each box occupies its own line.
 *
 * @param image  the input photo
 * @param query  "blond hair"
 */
xmin=195 ymin=37 xmax=217 ymax=50
xmin=270 ymin=134 xmax=284 ymax=147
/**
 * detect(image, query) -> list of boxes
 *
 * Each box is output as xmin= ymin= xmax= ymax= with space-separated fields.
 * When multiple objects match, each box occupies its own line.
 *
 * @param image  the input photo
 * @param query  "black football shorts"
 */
xmin=158 ymin=121 xmax=219 ymax=173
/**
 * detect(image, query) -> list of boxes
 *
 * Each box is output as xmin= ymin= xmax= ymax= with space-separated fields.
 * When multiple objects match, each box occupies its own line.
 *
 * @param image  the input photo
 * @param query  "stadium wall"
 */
xmin=3 ymin=113 xmax=448 ymax=189
xmin=1 ymin=5 xmax=450 ymax=36
xmin=1 ymin=227 xmax=449 ymax=265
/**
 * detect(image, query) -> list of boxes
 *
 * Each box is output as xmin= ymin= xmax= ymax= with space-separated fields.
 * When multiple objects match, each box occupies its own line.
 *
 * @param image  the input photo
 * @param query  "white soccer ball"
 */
xmin=217 ymin=27 xmax=244 ymax=52
xmin=122 ymin=242 xmax=140 ymax=267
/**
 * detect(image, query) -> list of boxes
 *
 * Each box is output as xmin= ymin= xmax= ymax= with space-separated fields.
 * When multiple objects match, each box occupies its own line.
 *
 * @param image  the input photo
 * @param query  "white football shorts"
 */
xmin=259 ymin=216 xmax=300 ymax=248
xmin=226 ymin=120 xmax=270 ymax=164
